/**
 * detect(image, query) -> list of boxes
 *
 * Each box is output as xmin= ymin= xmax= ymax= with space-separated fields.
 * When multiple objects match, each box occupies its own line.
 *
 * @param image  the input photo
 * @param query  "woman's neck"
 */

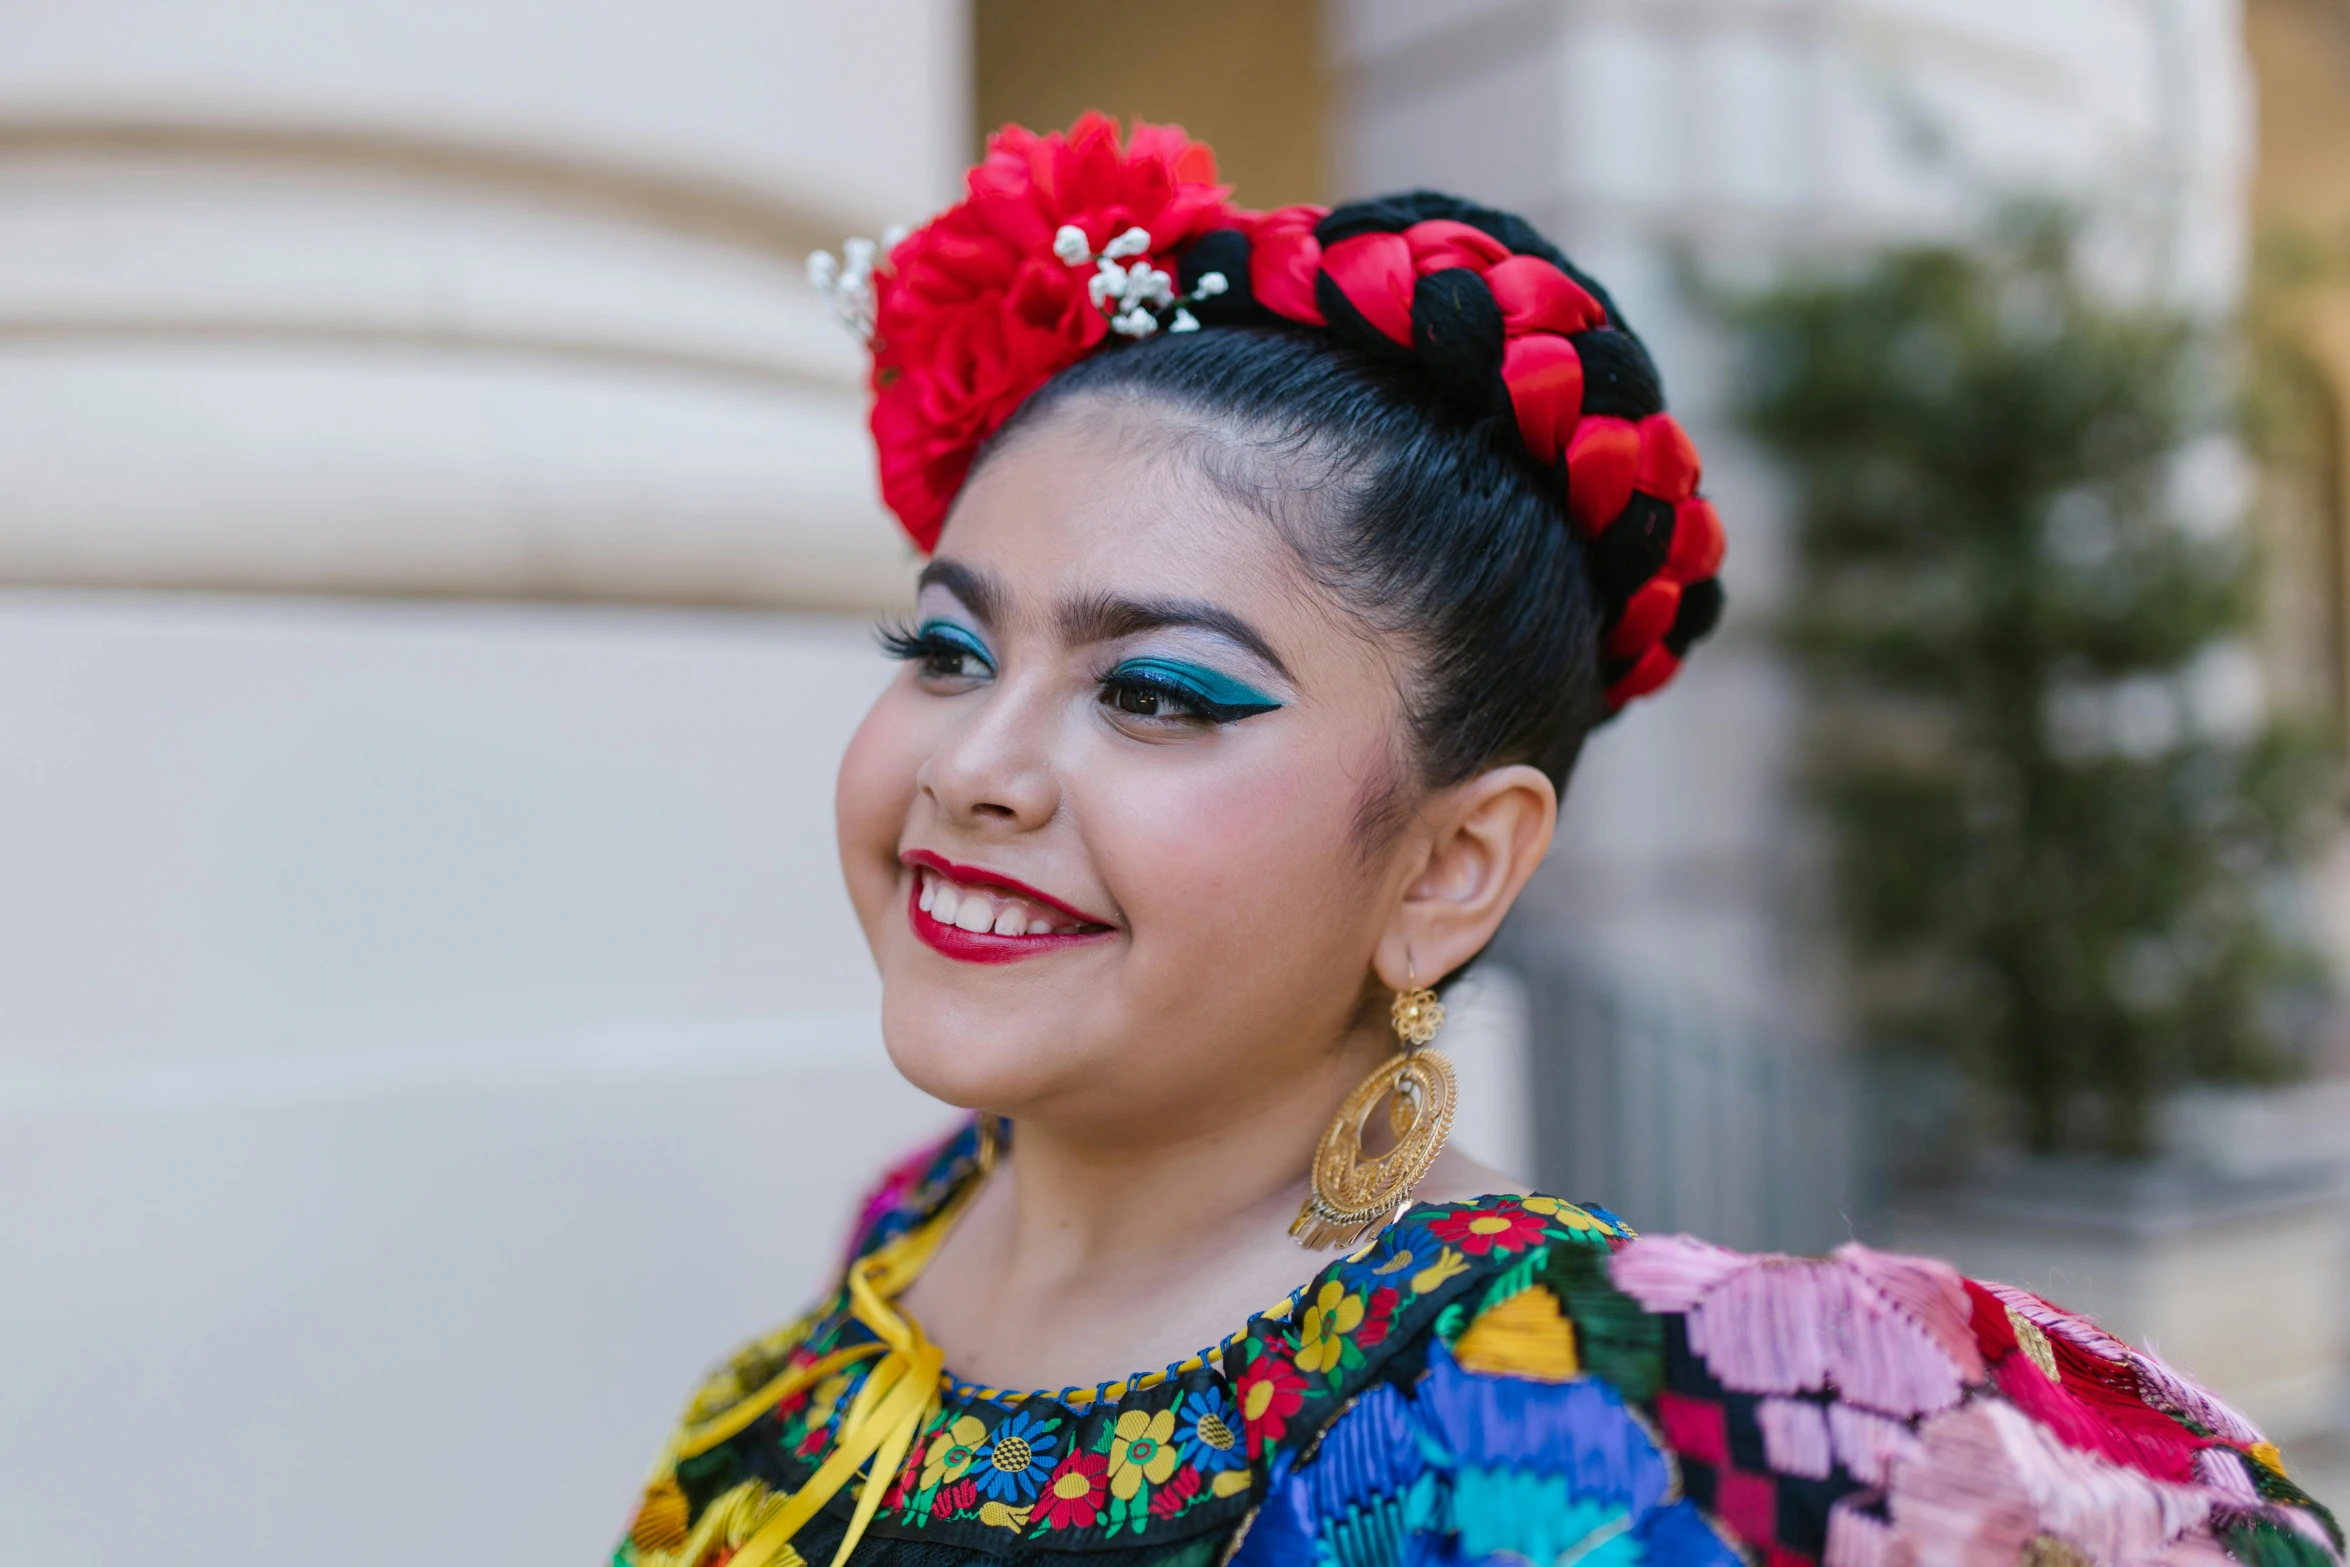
xmin=894 ymin=1019 xmax=1519 ymax=1392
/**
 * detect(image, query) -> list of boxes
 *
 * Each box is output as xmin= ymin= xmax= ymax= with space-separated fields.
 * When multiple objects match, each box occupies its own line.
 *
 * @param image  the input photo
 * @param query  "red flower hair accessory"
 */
xmin=849 ymin=113 xmax=1240 ymax=552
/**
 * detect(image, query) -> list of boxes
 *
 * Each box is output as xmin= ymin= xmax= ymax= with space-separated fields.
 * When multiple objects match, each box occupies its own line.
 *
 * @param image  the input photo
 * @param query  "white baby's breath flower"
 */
xmin=1103 ymin=226 xmax=1152 ymax=261
xmin=1195 ymin=272 xmax=1229 ymax=298
xmin=1053 ymin=225 xmax=1092 ymax=266
xmin=1169 ymin=308 xmax=1201 ymax=333
xmin=1129 ymin=264 xmax=1174 ymax=307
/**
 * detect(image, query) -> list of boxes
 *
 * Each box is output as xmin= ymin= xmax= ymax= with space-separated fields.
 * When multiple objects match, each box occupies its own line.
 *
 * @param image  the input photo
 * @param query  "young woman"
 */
xmin=613 ymin=117 xmax=2338 ymax=1567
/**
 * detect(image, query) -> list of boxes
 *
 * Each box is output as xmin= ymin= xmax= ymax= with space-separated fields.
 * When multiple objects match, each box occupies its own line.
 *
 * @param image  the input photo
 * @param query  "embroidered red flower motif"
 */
xmin=1429 ymin=1203 xmax=1549 ymax=1257
xmin=879 ymin=1433 xmax=927 ymax=1512
xmin=932 ymin=1477 xmax=977 ymax=1519
xmin=1354 ymin=1285 xmax=1400 ymax=1350
xmin=1233 ymin=1350 xmax=1309 ymax=1458
xmin=870 ymin=113 xmax=1240 ymax=552
xmin=1033 ymin=1449 xmax=1111 ymax=1531
xmin=1147 ymin=1463 xmax=1202 ymax=1519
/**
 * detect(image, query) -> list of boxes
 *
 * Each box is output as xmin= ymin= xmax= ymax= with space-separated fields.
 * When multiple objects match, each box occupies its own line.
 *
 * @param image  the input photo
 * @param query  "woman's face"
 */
xmin=835 ymin=402 xmax=1426 ymax=1141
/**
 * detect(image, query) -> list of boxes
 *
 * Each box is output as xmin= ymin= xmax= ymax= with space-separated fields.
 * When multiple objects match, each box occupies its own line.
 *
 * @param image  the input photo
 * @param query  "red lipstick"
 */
xmin=901 ymin=850 xmax=1115 ymax=965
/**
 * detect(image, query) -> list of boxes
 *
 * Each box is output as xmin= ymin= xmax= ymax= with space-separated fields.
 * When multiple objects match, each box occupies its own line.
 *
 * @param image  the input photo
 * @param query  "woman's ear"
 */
xmin=1375 ymin=764 xmax=1558 ymax=990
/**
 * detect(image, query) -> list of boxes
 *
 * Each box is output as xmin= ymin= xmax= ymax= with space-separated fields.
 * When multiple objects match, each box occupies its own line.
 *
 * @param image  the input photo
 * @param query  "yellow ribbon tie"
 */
xmin=724 ymin=1206 xmax=966 ymax=1567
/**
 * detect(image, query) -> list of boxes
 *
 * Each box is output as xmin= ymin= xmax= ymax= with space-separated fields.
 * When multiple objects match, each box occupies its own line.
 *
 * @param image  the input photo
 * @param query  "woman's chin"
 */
xmin=878 ymin=990 xmax=1096 ymax=1113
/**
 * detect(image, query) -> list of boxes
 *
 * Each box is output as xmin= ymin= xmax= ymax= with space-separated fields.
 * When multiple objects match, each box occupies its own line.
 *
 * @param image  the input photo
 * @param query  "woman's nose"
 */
xmin=919 ymin=676 xmax=1062 ymax=831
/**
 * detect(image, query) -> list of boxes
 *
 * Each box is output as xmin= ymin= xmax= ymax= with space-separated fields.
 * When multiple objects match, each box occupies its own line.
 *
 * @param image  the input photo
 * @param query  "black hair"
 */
xmin=973 ymin=323 xmax=1610 ymax=813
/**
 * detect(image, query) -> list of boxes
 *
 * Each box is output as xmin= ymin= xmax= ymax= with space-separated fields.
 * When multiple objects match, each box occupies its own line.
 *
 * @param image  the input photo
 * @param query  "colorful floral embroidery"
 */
xmin=1232 ymin=1350 xmax=1308 ymax=1457
xmin=1428 ymin=1201 xmax=1550 ymax=1256
xmin=620 ymin=1119 xmax=2337 ymax=1567
xmin=1175 ymin=1384 xmax=1246 ymax=1474
xmin=1148 ymin=1464 xmax=1202 ymax=1519
xmin=922 ymin=1413 xmax=989 ymax=1490
xmin=1108 ymin=1407 xmax=1178 ymax=1499
xmin=1034 ymin=1449 xmax=1110 ymax=1531
xmin=972 ymin=1407 xmax=1060 ymax=1502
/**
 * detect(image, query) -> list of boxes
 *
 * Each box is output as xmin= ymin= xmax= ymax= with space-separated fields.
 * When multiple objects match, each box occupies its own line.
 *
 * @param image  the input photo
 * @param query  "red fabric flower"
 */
xmin=1429 ymin=1203 xmax=1550 ymax=1257
xmin=1034 ymin=1448 xmax=1110 ymax=1530
xmin=931 ymin=1477 xmax=977 ymax=1519
xmin=1233 ymin=1350 xmax=1309 ymax=1458
xmin=870 ymin=113 xmax=1241 ymax=552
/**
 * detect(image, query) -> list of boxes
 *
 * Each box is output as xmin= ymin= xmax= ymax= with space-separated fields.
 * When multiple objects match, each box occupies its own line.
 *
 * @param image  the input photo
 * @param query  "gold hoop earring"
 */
xmin=1290 ymin=971 xmax=1458 ymax=1250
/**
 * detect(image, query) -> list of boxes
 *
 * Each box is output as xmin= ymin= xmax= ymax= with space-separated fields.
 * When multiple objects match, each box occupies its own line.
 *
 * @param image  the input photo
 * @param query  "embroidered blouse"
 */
xmin=615 ymin=1119 xmax=2341 ymax=1567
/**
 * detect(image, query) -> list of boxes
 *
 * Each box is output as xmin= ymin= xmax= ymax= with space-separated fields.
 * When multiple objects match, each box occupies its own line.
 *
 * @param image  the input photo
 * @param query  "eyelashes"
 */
xmin=879 ymin=621 xmax=1282 ymax=726
xmin=1099 ymin=658 xmax=1282 ymax=724
xmin=878 ymin=617 xmax=996 ymax=679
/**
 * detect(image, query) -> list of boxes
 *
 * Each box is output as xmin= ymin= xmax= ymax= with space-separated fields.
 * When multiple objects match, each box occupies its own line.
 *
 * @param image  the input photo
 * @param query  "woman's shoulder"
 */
xmin=1257 ymin=1201 xmax=2343 ymax=1567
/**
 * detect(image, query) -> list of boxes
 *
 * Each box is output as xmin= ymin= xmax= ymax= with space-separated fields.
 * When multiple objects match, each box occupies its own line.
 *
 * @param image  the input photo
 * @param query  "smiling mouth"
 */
xmin=902 ymin=854 xmax=1114 ymax=962
xmin=916 ymin=866 xmax=1101 ymax=936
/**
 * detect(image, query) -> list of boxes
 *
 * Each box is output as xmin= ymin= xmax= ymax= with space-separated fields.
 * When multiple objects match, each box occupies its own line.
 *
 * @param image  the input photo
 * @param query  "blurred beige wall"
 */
xmin=973 ymin=0 xmax=1325 ymax=208
xmin=2249 ymin=0 xmax=2350 ymax=719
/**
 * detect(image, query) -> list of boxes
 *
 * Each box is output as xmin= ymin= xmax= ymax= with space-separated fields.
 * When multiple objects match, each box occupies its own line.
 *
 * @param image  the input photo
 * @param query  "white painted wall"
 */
xmin=0 ymin=0 xmax=969 ymax=604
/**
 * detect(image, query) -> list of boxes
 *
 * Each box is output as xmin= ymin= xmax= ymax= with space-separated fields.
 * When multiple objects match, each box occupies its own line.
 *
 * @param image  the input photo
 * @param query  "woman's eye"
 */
xmin=878 ymin=620 xmax=994 ymax=683
xmin=1104 ymin=681 xmax=1193 ymax=719
xmin=1099 ymin=660 xmax=1283 ymax=727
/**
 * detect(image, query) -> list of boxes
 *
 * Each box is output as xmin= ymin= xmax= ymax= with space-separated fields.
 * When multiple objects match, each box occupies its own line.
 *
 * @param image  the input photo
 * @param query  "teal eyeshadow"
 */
xmin=1110 ymin=657 xmax=1282 ymax=711
xmin=919 ymin=617 xmax=995 ymax=668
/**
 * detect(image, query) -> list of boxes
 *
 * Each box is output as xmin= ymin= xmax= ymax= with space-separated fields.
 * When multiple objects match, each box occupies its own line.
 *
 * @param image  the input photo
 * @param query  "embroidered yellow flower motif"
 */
xmin=1108 ymin=1407 xmax=1179 ymax=1499
xmin=922 ymin=1413 xmax=989 ymax=1489
xmin=978 ymin=1500 xmax=1034 ymax=1530
xmin=1519 ymin=1195 xmax=1601 ymax=1230
xmin=1294 ymin=1281 xmax=1367 ymax=1374
xmin=1410 ymin=1245 xmax=1471 ymax=1294
xmin=1372 ymin=1248 xmax=1416 ymax=1276
xmin=1210 ymin=1468 xmax=1253 ymax=1498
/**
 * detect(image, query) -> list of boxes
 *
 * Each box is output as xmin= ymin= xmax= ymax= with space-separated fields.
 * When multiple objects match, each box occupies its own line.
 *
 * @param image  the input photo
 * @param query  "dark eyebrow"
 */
xmin=914 ymin=558 xmax=1002 ymax=626
xmin=1056 ymin=591 xmax=1293 ymax=681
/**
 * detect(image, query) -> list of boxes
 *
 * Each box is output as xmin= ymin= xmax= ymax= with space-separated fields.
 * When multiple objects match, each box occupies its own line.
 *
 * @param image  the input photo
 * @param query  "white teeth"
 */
xmin=917 ymin=868 xmax=1086 ymax=937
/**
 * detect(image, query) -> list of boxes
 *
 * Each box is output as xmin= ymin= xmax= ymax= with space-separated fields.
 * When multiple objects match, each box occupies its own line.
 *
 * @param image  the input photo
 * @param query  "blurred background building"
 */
xmin=3 ymin=1 xmax=2347 ymax=1559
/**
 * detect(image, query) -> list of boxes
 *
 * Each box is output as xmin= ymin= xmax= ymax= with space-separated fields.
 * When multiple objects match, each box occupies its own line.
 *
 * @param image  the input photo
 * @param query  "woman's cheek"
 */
xmin=834 ymin=683 xmax=925 ymax=938
xmin=1089 ymin=736 xmax=1363 ymax=964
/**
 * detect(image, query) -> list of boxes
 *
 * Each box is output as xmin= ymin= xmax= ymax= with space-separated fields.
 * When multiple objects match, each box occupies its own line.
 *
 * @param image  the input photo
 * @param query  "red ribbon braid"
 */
xmin=1228 ymin=202 xmax=1725 ymax=712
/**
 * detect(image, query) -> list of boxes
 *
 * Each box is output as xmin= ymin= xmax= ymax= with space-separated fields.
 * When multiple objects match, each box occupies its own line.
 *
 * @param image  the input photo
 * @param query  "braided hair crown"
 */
xmin=1173 ymin=192 xmax=1723 ymax=710
xmin=851 ymin=115 xmax=1725 ymax=717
